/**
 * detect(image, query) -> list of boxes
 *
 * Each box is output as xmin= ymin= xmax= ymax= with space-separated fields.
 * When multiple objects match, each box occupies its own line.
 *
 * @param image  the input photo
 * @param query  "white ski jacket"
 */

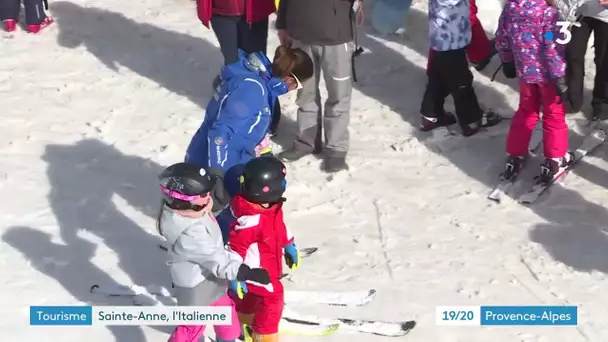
xmin=159 ymin=206 xmax=243 ymax=306
xmin=428 ymin=0 xmax=471 ymax=51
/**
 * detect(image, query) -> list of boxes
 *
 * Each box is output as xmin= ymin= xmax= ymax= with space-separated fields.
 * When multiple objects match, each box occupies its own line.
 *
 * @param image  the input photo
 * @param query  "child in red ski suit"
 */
xmin=495 ymin=0 xmax=573 ymax=180
xmin=226 ymin=156 xmax=300 ymax=342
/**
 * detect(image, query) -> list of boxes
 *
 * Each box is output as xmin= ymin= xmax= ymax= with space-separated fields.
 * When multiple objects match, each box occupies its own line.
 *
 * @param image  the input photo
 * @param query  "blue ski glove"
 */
xmin=284 ymin=242 xmax=301 ymax=270
xmin=228 ymin=280 xmax=248 ymax=299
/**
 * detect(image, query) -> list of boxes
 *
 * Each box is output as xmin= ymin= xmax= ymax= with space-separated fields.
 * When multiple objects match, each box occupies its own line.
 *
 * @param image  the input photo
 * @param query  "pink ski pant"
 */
xmin=168 ymin=294 xmax=241 ymax=342
xmin=506 ymin=82 xmax=568 ymax=159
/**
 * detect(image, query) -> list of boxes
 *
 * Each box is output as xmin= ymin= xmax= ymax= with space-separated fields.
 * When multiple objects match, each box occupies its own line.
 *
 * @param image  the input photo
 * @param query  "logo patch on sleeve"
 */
xmin=214 ymin=137 xmax=225 ymax=145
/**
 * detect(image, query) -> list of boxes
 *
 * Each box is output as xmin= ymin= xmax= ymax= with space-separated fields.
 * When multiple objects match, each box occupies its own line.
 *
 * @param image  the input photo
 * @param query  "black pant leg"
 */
xmin=269 ymin=99 xmax=281 ymax=135
xmin=210 ymin=15 xmax=240 ymax=65
xmin=0 ymin=0 xmax=21 ymax=21
xmin=23 ymin=0 xmax=46 ymax=25
xmin=237 ymin=17 xmax=269 ymax=55
xmin=420 ymin=51 xmax=449 ymax=119
xmin=590 ymin=18 xmax=608 ymax=119
xmin=437 ymin=49 xmax=482 ymax=126
xmin=566 ymin=18 xmax=592 ymax=112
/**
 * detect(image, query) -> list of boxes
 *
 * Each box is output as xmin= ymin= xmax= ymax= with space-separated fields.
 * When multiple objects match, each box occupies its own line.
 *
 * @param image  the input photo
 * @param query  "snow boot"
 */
xmin=419 ymin=112 xmax=457 ymax=132
xmin=538 ymin=152 xmax=575 ymax=183
xmin=321 ymin=155 xmax=348 ymax=173
xmin=3 ymin=19 xmax=16 ymax=32
xmin=27 ymin=16 xmax=53 ymax=34
xmin=278 ymin=145 xmax=322 ymax=162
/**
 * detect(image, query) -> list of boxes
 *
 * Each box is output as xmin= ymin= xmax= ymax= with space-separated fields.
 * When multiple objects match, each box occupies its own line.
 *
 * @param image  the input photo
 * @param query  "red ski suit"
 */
xmin=227 ymin=194 xmax=294 ymax=334
xmin=196 ymin=0 xmax=276 ymax=28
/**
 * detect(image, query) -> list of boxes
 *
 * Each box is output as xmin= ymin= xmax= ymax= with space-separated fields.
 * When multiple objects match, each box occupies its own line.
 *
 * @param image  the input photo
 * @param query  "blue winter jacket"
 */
xmin=186 ymin=50 xmax=288 ymax=195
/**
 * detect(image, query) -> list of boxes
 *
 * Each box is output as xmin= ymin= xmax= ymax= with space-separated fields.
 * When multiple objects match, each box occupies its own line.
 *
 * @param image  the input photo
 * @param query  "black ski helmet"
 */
xmin=240 ymin=156 xmax=287 ymax=204
xmin=159 ymin=162 xmax=215 ymax=211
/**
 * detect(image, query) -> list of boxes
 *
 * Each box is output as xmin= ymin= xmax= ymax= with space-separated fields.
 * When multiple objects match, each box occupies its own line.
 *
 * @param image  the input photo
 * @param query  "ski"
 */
xmin=282 ymin=307 xmax=416 ymax=337
xmin=159 ymin=244 xmax=318 ymax=259
xmin=278 ymin=319 xmax=340 ymax=337
xmin=91 ymin=284 xmax=375 ymax=307
xmin=488 ymin=125 xmax=543 ymax=203
xmin=285 ymin=289 xmax=376 ymax=307
xmin=518 ymin=129 xmax=607 ymax=204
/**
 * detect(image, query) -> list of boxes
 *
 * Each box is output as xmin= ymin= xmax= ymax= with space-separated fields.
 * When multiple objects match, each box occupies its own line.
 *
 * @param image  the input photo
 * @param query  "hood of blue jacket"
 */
xmin=219 ymin=50 xmax=289 ymax=98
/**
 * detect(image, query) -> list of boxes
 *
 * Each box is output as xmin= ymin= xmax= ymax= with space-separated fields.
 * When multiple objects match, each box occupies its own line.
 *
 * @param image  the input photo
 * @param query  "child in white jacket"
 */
xmin=420 ymin=0 xmax=502 ymax=136
xmin=157 ymin=162 xmax=271 ymax=342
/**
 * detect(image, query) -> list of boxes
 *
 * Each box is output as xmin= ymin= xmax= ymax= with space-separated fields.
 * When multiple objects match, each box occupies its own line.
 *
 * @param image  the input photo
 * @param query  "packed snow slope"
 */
xmin=2 ymin=0 xmax=608 ymax=341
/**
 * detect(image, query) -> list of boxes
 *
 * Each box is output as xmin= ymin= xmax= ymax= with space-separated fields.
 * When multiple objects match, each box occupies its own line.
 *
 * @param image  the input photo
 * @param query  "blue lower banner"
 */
xmin=31 ymin=306 xmax=93 ymax=326
xmin=480 ymin=306 xmax=577 ymax=326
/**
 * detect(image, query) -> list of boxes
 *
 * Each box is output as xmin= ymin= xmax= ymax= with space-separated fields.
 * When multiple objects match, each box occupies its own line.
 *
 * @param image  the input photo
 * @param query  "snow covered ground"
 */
xmin=1 ymin=0 xmax=608 ymax=341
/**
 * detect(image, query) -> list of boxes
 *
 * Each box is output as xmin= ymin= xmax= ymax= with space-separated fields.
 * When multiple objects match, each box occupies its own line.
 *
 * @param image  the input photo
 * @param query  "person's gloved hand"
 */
xmin=209 ymin=168 xmax=230 ymax=212
xmin=228 ymin=280 xmax=247 ymax=299
xmin=555 ymin=77 xmax=569 ymax=105
xmin=502 ymin=62 xmax=517 ymax=79
xmin=284 ymin=242 xmax=301 ymax=270
xmin=229 ymin=264 xmax=270 ymax=299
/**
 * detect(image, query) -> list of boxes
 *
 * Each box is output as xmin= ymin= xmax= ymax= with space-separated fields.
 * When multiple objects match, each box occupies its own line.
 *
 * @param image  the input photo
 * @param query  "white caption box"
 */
xmin=436 ymin=306 xmax=481 ymax=326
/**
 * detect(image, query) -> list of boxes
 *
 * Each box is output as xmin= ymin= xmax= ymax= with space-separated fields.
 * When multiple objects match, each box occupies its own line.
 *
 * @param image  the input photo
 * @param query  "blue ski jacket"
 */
xmin=186 ymin=51 xmax=288 ymax=178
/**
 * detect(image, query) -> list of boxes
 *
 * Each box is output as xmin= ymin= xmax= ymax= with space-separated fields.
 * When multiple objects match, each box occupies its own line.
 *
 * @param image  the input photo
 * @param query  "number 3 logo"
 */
xmin=554 ymin=21 xmax=582 ymax=45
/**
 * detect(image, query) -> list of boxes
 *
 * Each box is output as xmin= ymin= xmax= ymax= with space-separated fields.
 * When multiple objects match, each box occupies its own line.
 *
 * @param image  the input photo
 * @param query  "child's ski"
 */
xmin=518 ymin=129 xmax=607 ymax=204
xmin=488 ymin=125 xmax=543 ymax=203
xmin=278 ymin=319 xmax=340 ymax=337
xmin=282 ymin=307 xmax=416 ymax=337
xmin=284 ymin=289 xmax=376 ymax=307
xmin=159 ymin=244 xmax=318 ymax=258
xmin=90 ymin=284 xmax=375 ymax=307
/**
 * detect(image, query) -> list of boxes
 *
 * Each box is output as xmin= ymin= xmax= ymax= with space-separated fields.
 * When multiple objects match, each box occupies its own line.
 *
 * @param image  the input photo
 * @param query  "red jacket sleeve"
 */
xmin=227 ymin=215 xmax=258 ymax=260
xmin=196 ymin=0 xmax=212 ymax=28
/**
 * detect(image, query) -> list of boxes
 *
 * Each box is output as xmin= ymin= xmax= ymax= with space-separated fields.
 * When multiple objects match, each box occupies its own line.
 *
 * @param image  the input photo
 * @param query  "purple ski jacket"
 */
xmin=495 ymin=0 xmax=566 ymax=84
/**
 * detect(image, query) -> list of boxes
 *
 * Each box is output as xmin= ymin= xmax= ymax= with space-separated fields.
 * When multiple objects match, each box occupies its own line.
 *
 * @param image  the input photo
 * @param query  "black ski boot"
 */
xmin=500 ymin=155 xmax=526 ymax=181
xmin=420 ymin=112 xmax=457 ymax=132
xmin=538 ymin=152 xmax=575 ymax=183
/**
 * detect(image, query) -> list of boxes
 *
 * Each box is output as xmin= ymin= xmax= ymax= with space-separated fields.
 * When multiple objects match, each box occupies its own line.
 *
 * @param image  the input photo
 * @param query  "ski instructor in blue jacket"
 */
xmin=185 ymin=45 xmax=314 ymax=212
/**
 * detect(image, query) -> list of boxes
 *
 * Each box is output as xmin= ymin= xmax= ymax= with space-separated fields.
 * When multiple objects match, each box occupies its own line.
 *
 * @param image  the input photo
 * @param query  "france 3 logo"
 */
xmin=545 ymin=21 xmax=582 ymax=45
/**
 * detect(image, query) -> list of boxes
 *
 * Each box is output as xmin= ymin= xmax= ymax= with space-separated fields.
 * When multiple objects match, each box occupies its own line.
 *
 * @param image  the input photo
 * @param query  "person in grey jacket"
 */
xmin=275 ymin=0 xmax=364 ymax=173
xmin=157 ymin=162 xmax=270 ymax=342
xmin=564 ymin=0 xmax=608 ymax=120
xmin=552 ymin=0 xmax=608 ymax=21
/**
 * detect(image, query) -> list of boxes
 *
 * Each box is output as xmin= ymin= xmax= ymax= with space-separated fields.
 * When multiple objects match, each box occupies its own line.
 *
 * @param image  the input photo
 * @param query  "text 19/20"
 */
xmin=442 ymin=310 xmax=474 ymax=321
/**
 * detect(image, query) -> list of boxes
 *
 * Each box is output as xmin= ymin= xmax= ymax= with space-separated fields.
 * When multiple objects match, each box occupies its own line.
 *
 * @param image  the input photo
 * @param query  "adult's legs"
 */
xmin=565 ymin=17 xmax=592 ymax=113
xmin=590 ymin=18 xmax=608 ymax=119
xmin=237 ymin=17 xmax=269 ymax=55
xmin=320 ymin=42 xmax=354 ymax=158
xmin=23 ymin=0 xmax=47 ymax=25
xmin=211 ymin=15 xmax=241 ymax=65
xmin=279 ymin=42 xmax=323 ymax=160
xmin=0 ymin=0 xmax=20 ymax=21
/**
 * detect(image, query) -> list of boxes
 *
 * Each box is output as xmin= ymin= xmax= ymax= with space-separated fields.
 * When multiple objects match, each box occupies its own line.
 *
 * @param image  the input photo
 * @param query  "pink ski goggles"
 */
xmin=160 ymin=185 xmax=209 ymax=202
